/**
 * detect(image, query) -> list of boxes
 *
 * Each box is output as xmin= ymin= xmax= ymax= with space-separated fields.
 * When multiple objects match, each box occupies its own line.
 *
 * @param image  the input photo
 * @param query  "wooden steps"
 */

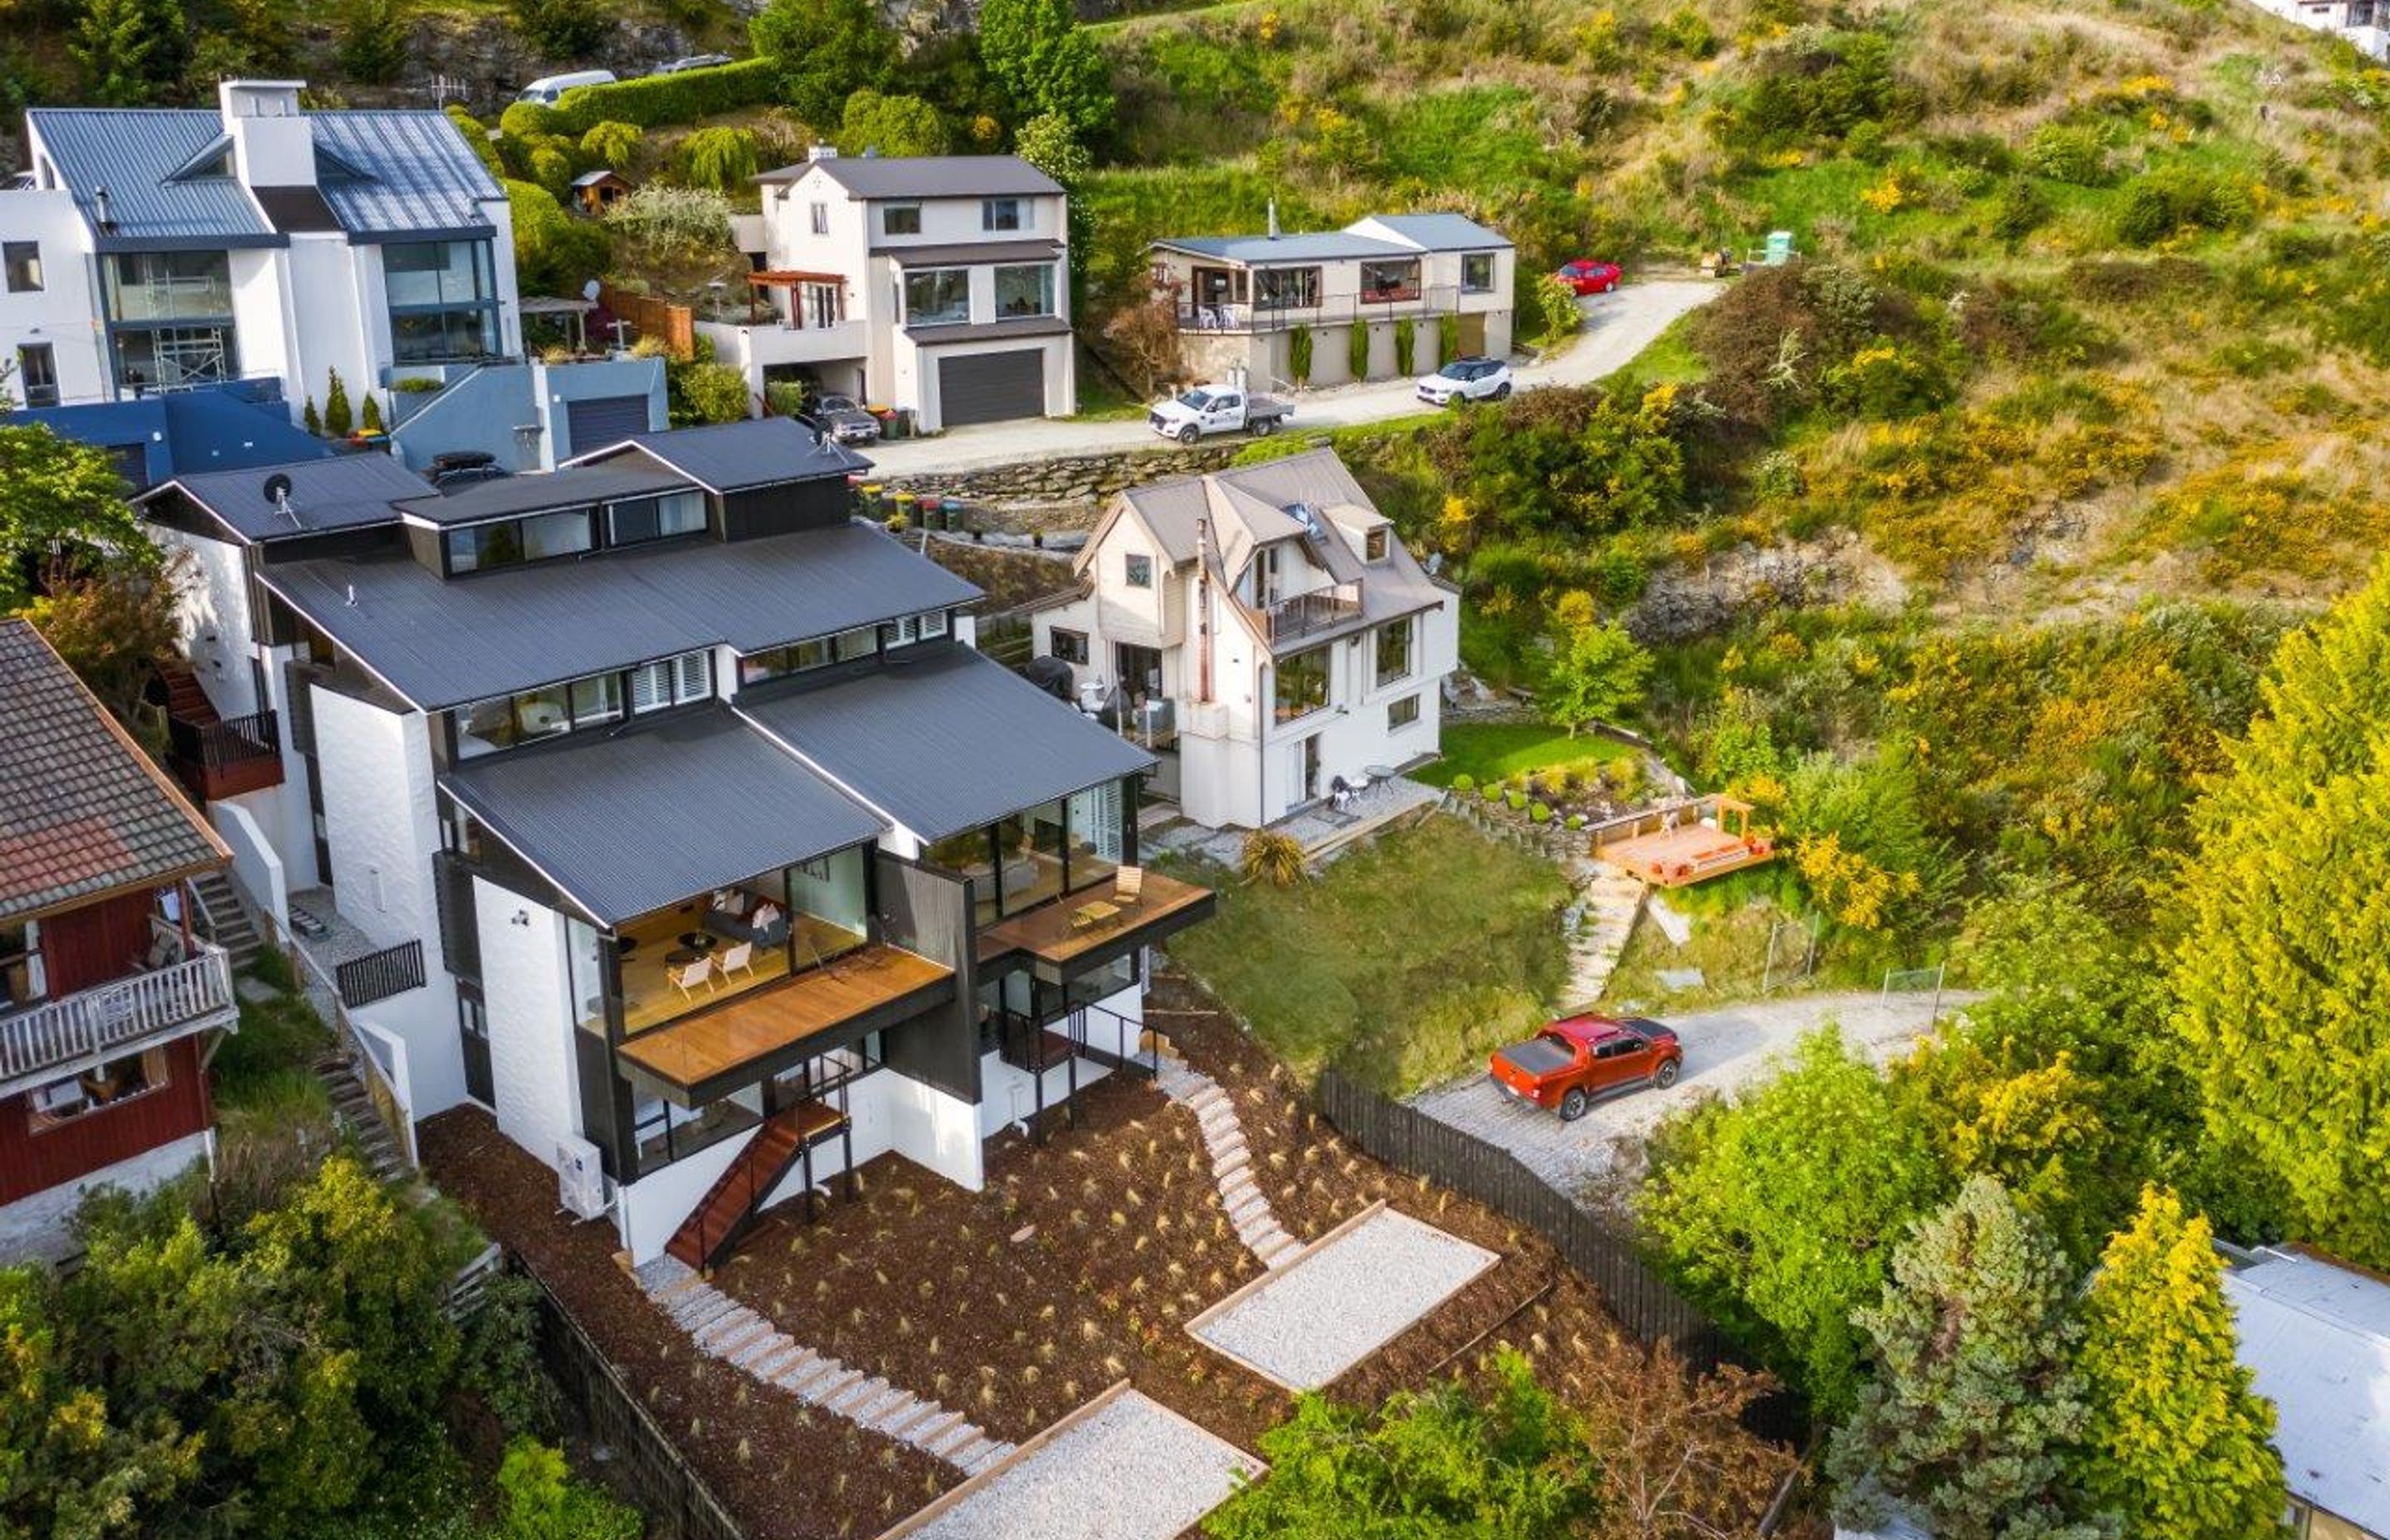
xmin=663 ymin=1104 xmax=843 ymax=1272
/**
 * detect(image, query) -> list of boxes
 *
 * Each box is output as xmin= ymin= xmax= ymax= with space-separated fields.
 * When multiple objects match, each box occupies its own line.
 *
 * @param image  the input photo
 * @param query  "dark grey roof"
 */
xmin=26 ymin=110 xmax=279 ymax=249
xmin=876 ymin=239 xmax=1064 ymax=266
xmin=440 ymin=704 xmax=883 ymax=925
xmin=760 ymin=154 xmax=1061 ymax=199
xmin=740 ymin=647 xmax=1152 ymax=843
xmin=1356 ymin=213 xmax=1512 ymax=251
xmin=310 ymin=111 xmax=502 ymax=241
xmin=396 ymin=460 xmax=690 ymax=525
xmin=905 ymin=315 xmax=1071 ymax=345
xmin=253 ymin=184 xmax=341 ymax=233
xmin=149 ymin=451 xmax=435 ymax=543
xmin=0 ymin=619 xmax=226 ymax=923
xmin=588 ymin=417 xmax=871 ymax=492
xmin=1152 ymin=231 xmax=1407 ymax=265
xmin=260 ymin=522 xmax=981 ymax=709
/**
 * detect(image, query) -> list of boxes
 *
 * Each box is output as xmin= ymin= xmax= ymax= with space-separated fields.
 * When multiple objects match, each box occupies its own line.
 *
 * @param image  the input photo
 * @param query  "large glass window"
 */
xmin=1 ymin=920 xmax=38 ymax=1009
xmin=613 ymin=848 xmax=871 ymax=1040
xmin=737 ymin=624 xmax=878 ymax=685
xmin=27 ymin=1047 xmax=167 ymax=1129
xmin=1275 ymin=646 xmax=1329 ymax=724
xmin=1254 ymin=266 xmax=1320 ymax=310
xmin=446 ymin=509 xmax=594 ymax=573
xmin=883 ymin=202 xmax=922 ymax=236
xmin=1358 ymin=258 xmax=1422 ymax=302
xmin=606 ymin=490 xmax=706 ymax=546
xmin=982 ymin=197 xmax=1027 ymax=231
xmin=1375 ymin=618 xmax=1413 ymax=686
xmin=105 ymin=251 xmax=232 ymax=322
xmin=1461 ymin=252 xmax=1496 ymax=292
xmin=384 ymin=241 xmax=500 ymax=364
xmin=112 ymin=324 xmax=236 ymax=394
xmin=993 ymin=263 xmax=1055 ymax=318
xmin=924 ymin=780 xmax=1130 ymax=924
xmin=903 ymin=268 xmax=970 ymax=326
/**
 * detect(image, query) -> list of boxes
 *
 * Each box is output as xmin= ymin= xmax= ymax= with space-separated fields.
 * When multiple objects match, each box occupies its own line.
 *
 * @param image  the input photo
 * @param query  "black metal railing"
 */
xmin=168 ymin=708 xmax=279 ymax=770
xmin=336 ymin=938 xmax=426 ymax=1008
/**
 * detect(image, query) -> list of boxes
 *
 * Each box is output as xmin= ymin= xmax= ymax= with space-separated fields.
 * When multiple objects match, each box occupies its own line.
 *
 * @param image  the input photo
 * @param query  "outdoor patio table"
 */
xmin=1364 ymin=764 xmax=1398 ymax=782
xmin=676 ymin=932 xmax=717 ymax=951
xmin=666 ymin=948 xmax=700 ymax=966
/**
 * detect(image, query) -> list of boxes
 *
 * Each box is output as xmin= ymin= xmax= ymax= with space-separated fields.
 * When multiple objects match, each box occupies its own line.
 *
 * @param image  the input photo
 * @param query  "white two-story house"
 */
xmin=2 ymin=80 xmax=523 ymax=419
xmin=1149 ymin=212 xmax=1515 ymax=391
xmin=704 ymin=150 xmax=1076 ymax=431
xmin=2243 ymin=0 xmax=2388 ymax=59
xmin=1033 ymin=448 xmax=1459 ymax=830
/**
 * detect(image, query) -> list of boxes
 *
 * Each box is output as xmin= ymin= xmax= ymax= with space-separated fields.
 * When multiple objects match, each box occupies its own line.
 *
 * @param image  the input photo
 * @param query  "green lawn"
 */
xmin=1411 ymin=722 xmax=1637 ymax=788
xmin=1159 ymin=814 xmax=1571 ymax=1094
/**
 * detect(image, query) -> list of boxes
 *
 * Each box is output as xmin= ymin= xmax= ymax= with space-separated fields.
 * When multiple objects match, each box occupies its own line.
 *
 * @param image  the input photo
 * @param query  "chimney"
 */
xmin=219 ymin=80 xmax=316 ymax=189
xmin=1266 ymin=198 xmax=1280 ymax=240
xmin=807 ymin=144 xmax=839 ymax=162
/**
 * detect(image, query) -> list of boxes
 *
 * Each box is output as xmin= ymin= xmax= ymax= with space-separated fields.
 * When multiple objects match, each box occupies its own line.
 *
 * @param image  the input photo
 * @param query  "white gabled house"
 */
xmin=1032 ymin=448 xmax=1460 ymax=830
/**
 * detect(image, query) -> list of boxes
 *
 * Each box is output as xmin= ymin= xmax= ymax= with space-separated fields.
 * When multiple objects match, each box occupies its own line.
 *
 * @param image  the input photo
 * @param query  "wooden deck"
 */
xmin=617 ymin=943 xmax=953 ymax=1094
xmin=1600 ymin=825 xmax=1776 ymax=889
xmin=977 ymin=870 xmax=1215 ymax=969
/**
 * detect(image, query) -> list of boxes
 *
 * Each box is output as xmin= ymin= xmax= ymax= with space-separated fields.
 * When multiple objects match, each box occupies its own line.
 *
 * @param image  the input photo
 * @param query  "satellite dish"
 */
xmin=262 ymin=472 xmax=301 ymax=527
xmin=580 ymin=278 xmax=601 ymax=303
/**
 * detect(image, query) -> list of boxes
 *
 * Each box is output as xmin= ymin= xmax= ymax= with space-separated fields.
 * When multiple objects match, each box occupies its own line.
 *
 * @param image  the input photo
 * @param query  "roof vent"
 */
xmin=92 ymin=184 xmax=115 ymax=234
xmin=807 ymin=144 xmax=839 ymax=161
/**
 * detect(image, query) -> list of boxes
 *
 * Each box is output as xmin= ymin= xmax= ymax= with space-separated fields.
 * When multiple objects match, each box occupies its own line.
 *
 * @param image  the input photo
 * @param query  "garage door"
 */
xmin=563 ymin=393 xmax=653 ymax=457
xmin=938 ymin=350 xmax=1045 ymax=427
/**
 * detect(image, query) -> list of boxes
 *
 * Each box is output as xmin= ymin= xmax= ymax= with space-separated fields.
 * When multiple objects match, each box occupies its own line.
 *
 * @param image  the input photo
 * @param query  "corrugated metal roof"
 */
xmin=2226 ymin=1250 xmax=2390 ymax=1536
xmin=1152 ymin=231 xmax=1408 ymax=265
xmin=739 ymin=646 xmax=1152 ymax=843
xmin=440 ymin=704 xmax=885 ymax=925
xmin=875 ymin=239 xmax=1064 ymax=266
xmin=155 ymin=451 xmax=432 ymax=542
xmin=260 ymin=521 xmax=980 ymax=709
xmin=762 ymin=154 xmax=1061 ymax=199
xmin=25 ymin=109 xmax=278 ymax=248
xmin=593 ymin=417 xmax=871 ymax=493
xmin=396 ymin=460 xmax=690 ymax=524
xmin=0 ymin=619 xmax=227 ymax=923
xmin=311 ymin=111 xmax=502 ymax=240
xmin=1358 ymin=213 xmax=1512 ymax=251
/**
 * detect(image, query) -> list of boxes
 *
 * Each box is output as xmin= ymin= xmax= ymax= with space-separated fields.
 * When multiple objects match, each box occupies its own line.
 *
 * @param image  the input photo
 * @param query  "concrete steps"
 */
xmin=1560 ymin=860 xmax=1647 ymax=1006
xmin=1154 ymin=1056 xmax=1304 ymax=1270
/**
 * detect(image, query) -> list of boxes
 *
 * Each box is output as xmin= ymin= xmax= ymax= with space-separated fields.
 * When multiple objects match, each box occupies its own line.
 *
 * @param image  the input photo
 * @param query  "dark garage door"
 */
xmin=563 ymin=393 xmax=653 ymax=457
xmin=938 ymin=350 xmax=1044 ymax=427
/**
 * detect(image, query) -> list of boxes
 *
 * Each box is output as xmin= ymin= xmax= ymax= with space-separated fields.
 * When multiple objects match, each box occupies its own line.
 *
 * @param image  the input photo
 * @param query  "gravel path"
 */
xmin=1191 ymin=1206 xmax=1498 ymax=1390
xmin=885 ymin=1389 xmax=1261 ymax=1540
xmin=1409 ymin=989 xmax=1973 ymax=1205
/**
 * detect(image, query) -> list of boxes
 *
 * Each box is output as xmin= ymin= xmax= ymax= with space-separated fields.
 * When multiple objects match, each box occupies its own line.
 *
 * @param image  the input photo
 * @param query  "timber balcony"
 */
xmin=1262 ymin=582 xmax=1363 ymax=645
xmin=157 ymin=659 xmax=282 ymax=802
xmin=0 ymin=946 xmax=238 ymax=1099
xmin=976 ymin=869 xmax=1216 ymax=983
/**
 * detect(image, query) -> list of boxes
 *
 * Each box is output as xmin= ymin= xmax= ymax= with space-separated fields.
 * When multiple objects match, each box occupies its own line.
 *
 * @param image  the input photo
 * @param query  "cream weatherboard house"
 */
xmin=703 ymin=150 xmax=1076 ymax=430
xmin=1032 ymin=449 xmax=1459 ymax=830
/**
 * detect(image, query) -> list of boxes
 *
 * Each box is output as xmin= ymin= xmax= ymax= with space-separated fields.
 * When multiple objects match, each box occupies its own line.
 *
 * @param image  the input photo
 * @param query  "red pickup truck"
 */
xmin=1489 ymin=1013 xmax=1682 ymax=1121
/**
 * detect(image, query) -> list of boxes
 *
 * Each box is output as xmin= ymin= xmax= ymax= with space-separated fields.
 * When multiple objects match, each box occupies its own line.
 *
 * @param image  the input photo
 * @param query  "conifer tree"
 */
xmin=323 ymin=368 xmax=353 ymax=439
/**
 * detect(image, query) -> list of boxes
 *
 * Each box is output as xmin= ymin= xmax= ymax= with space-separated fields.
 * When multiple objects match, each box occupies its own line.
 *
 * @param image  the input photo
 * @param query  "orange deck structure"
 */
xmin=1596 ymin=797 xmax=1776 ymax=889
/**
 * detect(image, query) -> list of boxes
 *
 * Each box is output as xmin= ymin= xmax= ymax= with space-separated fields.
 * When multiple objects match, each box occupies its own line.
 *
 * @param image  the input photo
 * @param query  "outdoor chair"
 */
xmin=719 ymin=941 xmax=756 ymax=980
xmin=1114 ymin=865 xmax=1144 ymax=905
xmin=671 ymin=958 xmax=716 ymax=999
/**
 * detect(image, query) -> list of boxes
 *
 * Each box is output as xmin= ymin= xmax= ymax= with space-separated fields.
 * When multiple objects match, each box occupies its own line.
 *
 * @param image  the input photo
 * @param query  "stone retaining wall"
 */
xmin=876 ymin=441 xmax=1254 ymax=513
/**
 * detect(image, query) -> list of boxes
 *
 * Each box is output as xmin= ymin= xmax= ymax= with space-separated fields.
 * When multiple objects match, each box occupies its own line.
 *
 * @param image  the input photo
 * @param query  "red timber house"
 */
xmin=0 ymin=618 xmax=240 ymax=1261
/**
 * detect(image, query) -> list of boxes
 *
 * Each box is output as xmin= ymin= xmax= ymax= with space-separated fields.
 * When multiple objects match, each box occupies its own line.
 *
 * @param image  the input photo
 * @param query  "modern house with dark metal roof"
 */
xmin=705 ymin=147 xmax=1076 ymax=431
xmin=1149 ymin=208 xmax=1515 ymax=388
xmin=128 ymin=418 xmax=1212 ymax=1271
xmin=1032 ymin=447 xmax=1460 ymax=829
xmin=0 ymin=619 xmax=238 ymax=1261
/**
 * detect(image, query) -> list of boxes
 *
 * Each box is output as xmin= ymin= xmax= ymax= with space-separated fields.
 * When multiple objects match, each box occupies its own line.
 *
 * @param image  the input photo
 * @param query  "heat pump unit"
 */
xmin=556 ymin=1135 xmax=607 ymax=1221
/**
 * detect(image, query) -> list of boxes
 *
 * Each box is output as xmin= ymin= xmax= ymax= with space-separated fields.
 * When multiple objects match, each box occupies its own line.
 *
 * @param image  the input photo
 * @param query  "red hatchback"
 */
xmin=1489 ymin=1013 xmax=1681 ymax=1121
xmin=1556 ymin=260 xmax=1623 ymax=295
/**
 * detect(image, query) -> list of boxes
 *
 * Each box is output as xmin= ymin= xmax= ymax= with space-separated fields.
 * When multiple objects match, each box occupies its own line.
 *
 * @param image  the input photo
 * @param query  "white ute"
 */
xmin=1148 ymin=378 xmax=1293 ymax=445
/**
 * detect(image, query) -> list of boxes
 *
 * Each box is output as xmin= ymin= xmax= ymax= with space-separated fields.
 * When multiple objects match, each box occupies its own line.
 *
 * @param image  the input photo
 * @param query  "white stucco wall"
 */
xmin=0 ymin=189 xmax=110 ymax=404
xmin=976 ymin=977 xmax=1146 ymax=1139
xmin=880 ymin=1070 xmax=985 ymax=1191
xmin=617 ymin=1122 xmax=757 ymax=1265
xmin=159 ymin=524 xmax=259 ymax=715
xmin=282 ymin=235 xmax=379 ymax=428
xmin=475 ymin=881 xmax=581 ymax=1173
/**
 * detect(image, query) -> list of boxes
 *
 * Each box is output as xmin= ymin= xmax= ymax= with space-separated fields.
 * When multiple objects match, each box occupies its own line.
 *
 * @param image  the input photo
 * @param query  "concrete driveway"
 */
xmin=857 ymin=279 xmax=1724 ymax=478
xmin=1407 ymin=989 xmax=1969 ymax=1208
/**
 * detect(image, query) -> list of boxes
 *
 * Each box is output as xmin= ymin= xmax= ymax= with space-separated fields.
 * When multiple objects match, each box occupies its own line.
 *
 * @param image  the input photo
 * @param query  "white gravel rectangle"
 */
xmin=1190 ymin=1206 xmax=1499 ymax=1390
xmin=882 ymin=1389 xmax=1259 ymax=1540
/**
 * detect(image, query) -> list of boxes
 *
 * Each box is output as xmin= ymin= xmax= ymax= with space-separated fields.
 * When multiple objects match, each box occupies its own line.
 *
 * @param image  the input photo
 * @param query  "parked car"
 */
xmin=653 ymin=54 xmax=734 ymax=74
xmin=1556 ymin=260 xmax=1623 ymax=295
xmin=516 ymin=69 xmax=617 ymax=105
xmin=1147 ymin=382 xmax=1293 ymax=444
xmin=1416 ymin=356 xmax=1512 ymax=406
xmin=810 ymin=393 xmax=881 ymax=446
xmin=1489 ymin=1013 xmax=1681 ymax=1120
xmin=427 ymin=449 xmax=510 ymax=490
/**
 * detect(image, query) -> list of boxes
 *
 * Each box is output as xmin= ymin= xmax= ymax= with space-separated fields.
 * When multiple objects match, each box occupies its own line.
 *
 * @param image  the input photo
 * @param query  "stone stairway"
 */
xmin=1561 ymin=860 xmax=1646 ymax=1006
xmin=633 ymin=1255 xmax=1016 ymax=1475
xmin=314 ymin=1052 xmax=411 ymax=1184
xmin=1152 ymin=1055 xmax=1303 ymax=1270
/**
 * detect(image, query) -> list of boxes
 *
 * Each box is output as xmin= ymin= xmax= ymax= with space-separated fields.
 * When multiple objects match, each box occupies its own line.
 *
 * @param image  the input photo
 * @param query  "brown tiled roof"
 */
xmin=0 ymin=619 xmax=227 ymax=924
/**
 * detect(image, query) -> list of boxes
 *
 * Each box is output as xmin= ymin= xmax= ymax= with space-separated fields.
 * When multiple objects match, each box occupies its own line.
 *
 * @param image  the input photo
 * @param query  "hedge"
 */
xmin=500 ymin=56 xmax=782 ymax=139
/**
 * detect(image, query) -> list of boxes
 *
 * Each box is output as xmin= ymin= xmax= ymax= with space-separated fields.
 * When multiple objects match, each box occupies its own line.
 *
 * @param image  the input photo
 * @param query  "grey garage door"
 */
xmin=563 ymin=393 xmax=652 ymax=456
xmin=938 ymin=350 xmax=1044 ymax=427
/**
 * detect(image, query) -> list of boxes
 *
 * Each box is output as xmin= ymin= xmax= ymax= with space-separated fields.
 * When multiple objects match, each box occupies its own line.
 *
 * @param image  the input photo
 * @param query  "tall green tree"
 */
xmin=1825 ymin=1176 xmax=2108 ymax=1540
xmin=70 ymin=0 xmax=187 ymax=105
xmin=1206 ymin=1350 xmax=1596 ymax=1539
xmin=1641 ymin=1028 xmax=1948 ymax=1416
xmin=1539 ymin=618 xmax=1651 ymax=737
xmin=2076 ymin=1187 xmax=2285 ymax=1539
xmin=22 ymin=555 xmax=188 ymax=734
xmin=837 ymin=90 xmax=948 ymax=158
xmin=978 ymin=0 xmax=1114 ymax=142
xmin=2168 ymin=558 xmax=2390 ymax=1266
xmin=678 ymin=126 xmax=758 ymax=194
xmin=0 ymin=420 xmax=151 ymax=611
xmin=749 ymin=0 xmax=897 ymax=129
xmin=511 ymin=0 xmax=603 ymax=58
xmin=334 ymin=0 xmax=410 ymax=86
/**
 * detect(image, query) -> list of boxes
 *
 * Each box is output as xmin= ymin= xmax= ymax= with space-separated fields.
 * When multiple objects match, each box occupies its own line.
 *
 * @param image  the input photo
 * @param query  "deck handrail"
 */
xmin=0 ymin=946 xmax=234 ymax=1087
xmin=1264 ymin=582 xmax=1363 ymax=643
xmin=168 ymin=708 xmax=280 ymax=772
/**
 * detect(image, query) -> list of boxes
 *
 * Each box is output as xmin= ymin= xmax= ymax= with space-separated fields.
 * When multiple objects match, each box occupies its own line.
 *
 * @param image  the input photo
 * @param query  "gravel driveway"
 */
xmin=1409 ymin=991 xmax=1970 ymax=1206
xmin=858 ymin=280 xmax=1723 ymax=477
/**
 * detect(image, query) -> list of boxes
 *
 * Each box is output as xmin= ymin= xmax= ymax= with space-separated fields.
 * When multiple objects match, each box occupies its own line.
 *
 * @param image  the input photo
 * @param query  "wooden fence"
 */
xmin=598 ymin=281 xmax=695 ymax=358
xmin=525 ymin=1262 xmax=750 ymax=1540
xmin=1314 ymin=1069 xmax=1807 ymax=1445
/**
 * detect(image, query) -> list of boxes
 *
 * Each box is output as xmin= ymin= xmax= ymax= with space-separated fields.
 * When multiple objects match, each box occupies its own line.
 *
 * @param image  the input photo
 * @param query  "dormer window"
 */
xmin=630 ymin=651 xmax=711 ymax=713
xmin=1364 ymin=527 xmax=1389 ymax=562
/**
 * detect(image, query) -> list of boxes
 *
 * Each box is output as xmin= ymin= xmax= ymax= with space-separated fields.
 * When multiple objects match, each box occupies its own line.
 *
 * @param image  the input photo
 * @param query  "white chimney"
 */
xmin=1266 ymin=198 xmax=1280 ymax=240
xmin=218 ymin=80 xmax=316 ymax=188
xmin=807 ymin=144 xmax=840 ymax=162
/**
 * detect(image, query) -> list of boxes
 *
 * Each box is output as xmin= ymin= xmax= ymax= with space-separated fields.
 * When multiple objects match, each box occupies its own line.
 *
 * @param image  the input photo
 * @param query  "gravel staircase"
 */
xmin=632 ymin=1255 xmax=1017 ymax=1475
xmin=189 ymin=869 xmax=264 ymax=972
xmin=313 ymin=1052 xmax=411 ymax=1183
xmin=1153 ymin=1055 xmax=1304 ymax=1270
xmin=1561 ymin=860 xmax=1646 ymax=1006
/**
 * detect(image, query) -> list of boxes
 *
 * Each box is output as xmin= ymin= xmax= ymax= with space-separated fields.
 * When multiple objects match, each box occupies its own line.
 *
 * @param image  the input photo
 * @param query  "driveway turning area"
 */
xmin=878 ymin=1384 xmax=1261 ymax=1540
xmin=1188 ymin=1202 xmax=1500 ymax=1390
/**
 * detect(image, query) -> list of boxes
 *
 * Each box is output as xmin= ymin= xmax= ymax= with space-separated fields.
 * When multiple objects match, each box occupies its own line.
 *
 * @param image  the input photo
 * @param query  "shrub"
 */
xmin=335 ymin=0 xmax=409 ymax=85
xmin=2114 ymin=167 xmax=2254 ymax=247
xmin=1393 ymin=316 xmax=1416 ymax=377
xmin=679 ymin=127 xmax=758 ymax=194
xmin=507 ymin=179 xmax=609 ymax=295
xmin=1436 ymin=311 xmax=1459 ymax=368
xmin=301 ymin=397 xmax=321 ymax=435
xmin=1505 ymin=788 xmax=1528 ymax=811
xmin=1348 ymin=319 xmax=1369 ymax=378
xmin=512 ymin=0 xmax=603 ymax=58
xmin=1480 ymin=782 xmax=1504 ymax=802
xmin=1818 ymin=340 xmax=1953 ymax=421
xmin=491 ymin=1439 xmax=641 ymax=1540
xmin=1564 ymin=812 xmax=1587 ymax=830
xmin=750 ymin=0 xmax=898 ymax=126
xmin=323 ymin=368 xmax=352 ymax=437
xmin=499 ymin=56 xmax=782 ymax=139
xmin=1988 ymin=177 xmax=2052 ymax=243
xmin=1530 ymin=272 xmax=1579 ymax=344
xmin=2024 ymin=122 xmax=2111 ymax=186
xmin=1529 ymin=802 xmax=1553 ymax=824
xmin=1241 ymin=829 xmax=1306 ymax=887
xmin=1288 ymin=324 xmax=1314 ymax=385
xmin=1450 ymin=772 xmax=1475 ymax=793
xmin=839 ymin=89 xmax=947 ymax=158
xmin=578 ymin=119 xmax=643 ymax=167
xmin=359 ymin=393 xmax=383 ymax=434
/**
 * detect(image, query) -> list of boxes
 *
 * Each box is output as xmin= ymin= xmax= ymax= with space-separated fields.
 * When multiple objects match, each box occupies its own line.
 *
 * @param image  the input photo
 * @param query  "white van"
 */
xmin=516 ymin=69 xmax=617 ymax=105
